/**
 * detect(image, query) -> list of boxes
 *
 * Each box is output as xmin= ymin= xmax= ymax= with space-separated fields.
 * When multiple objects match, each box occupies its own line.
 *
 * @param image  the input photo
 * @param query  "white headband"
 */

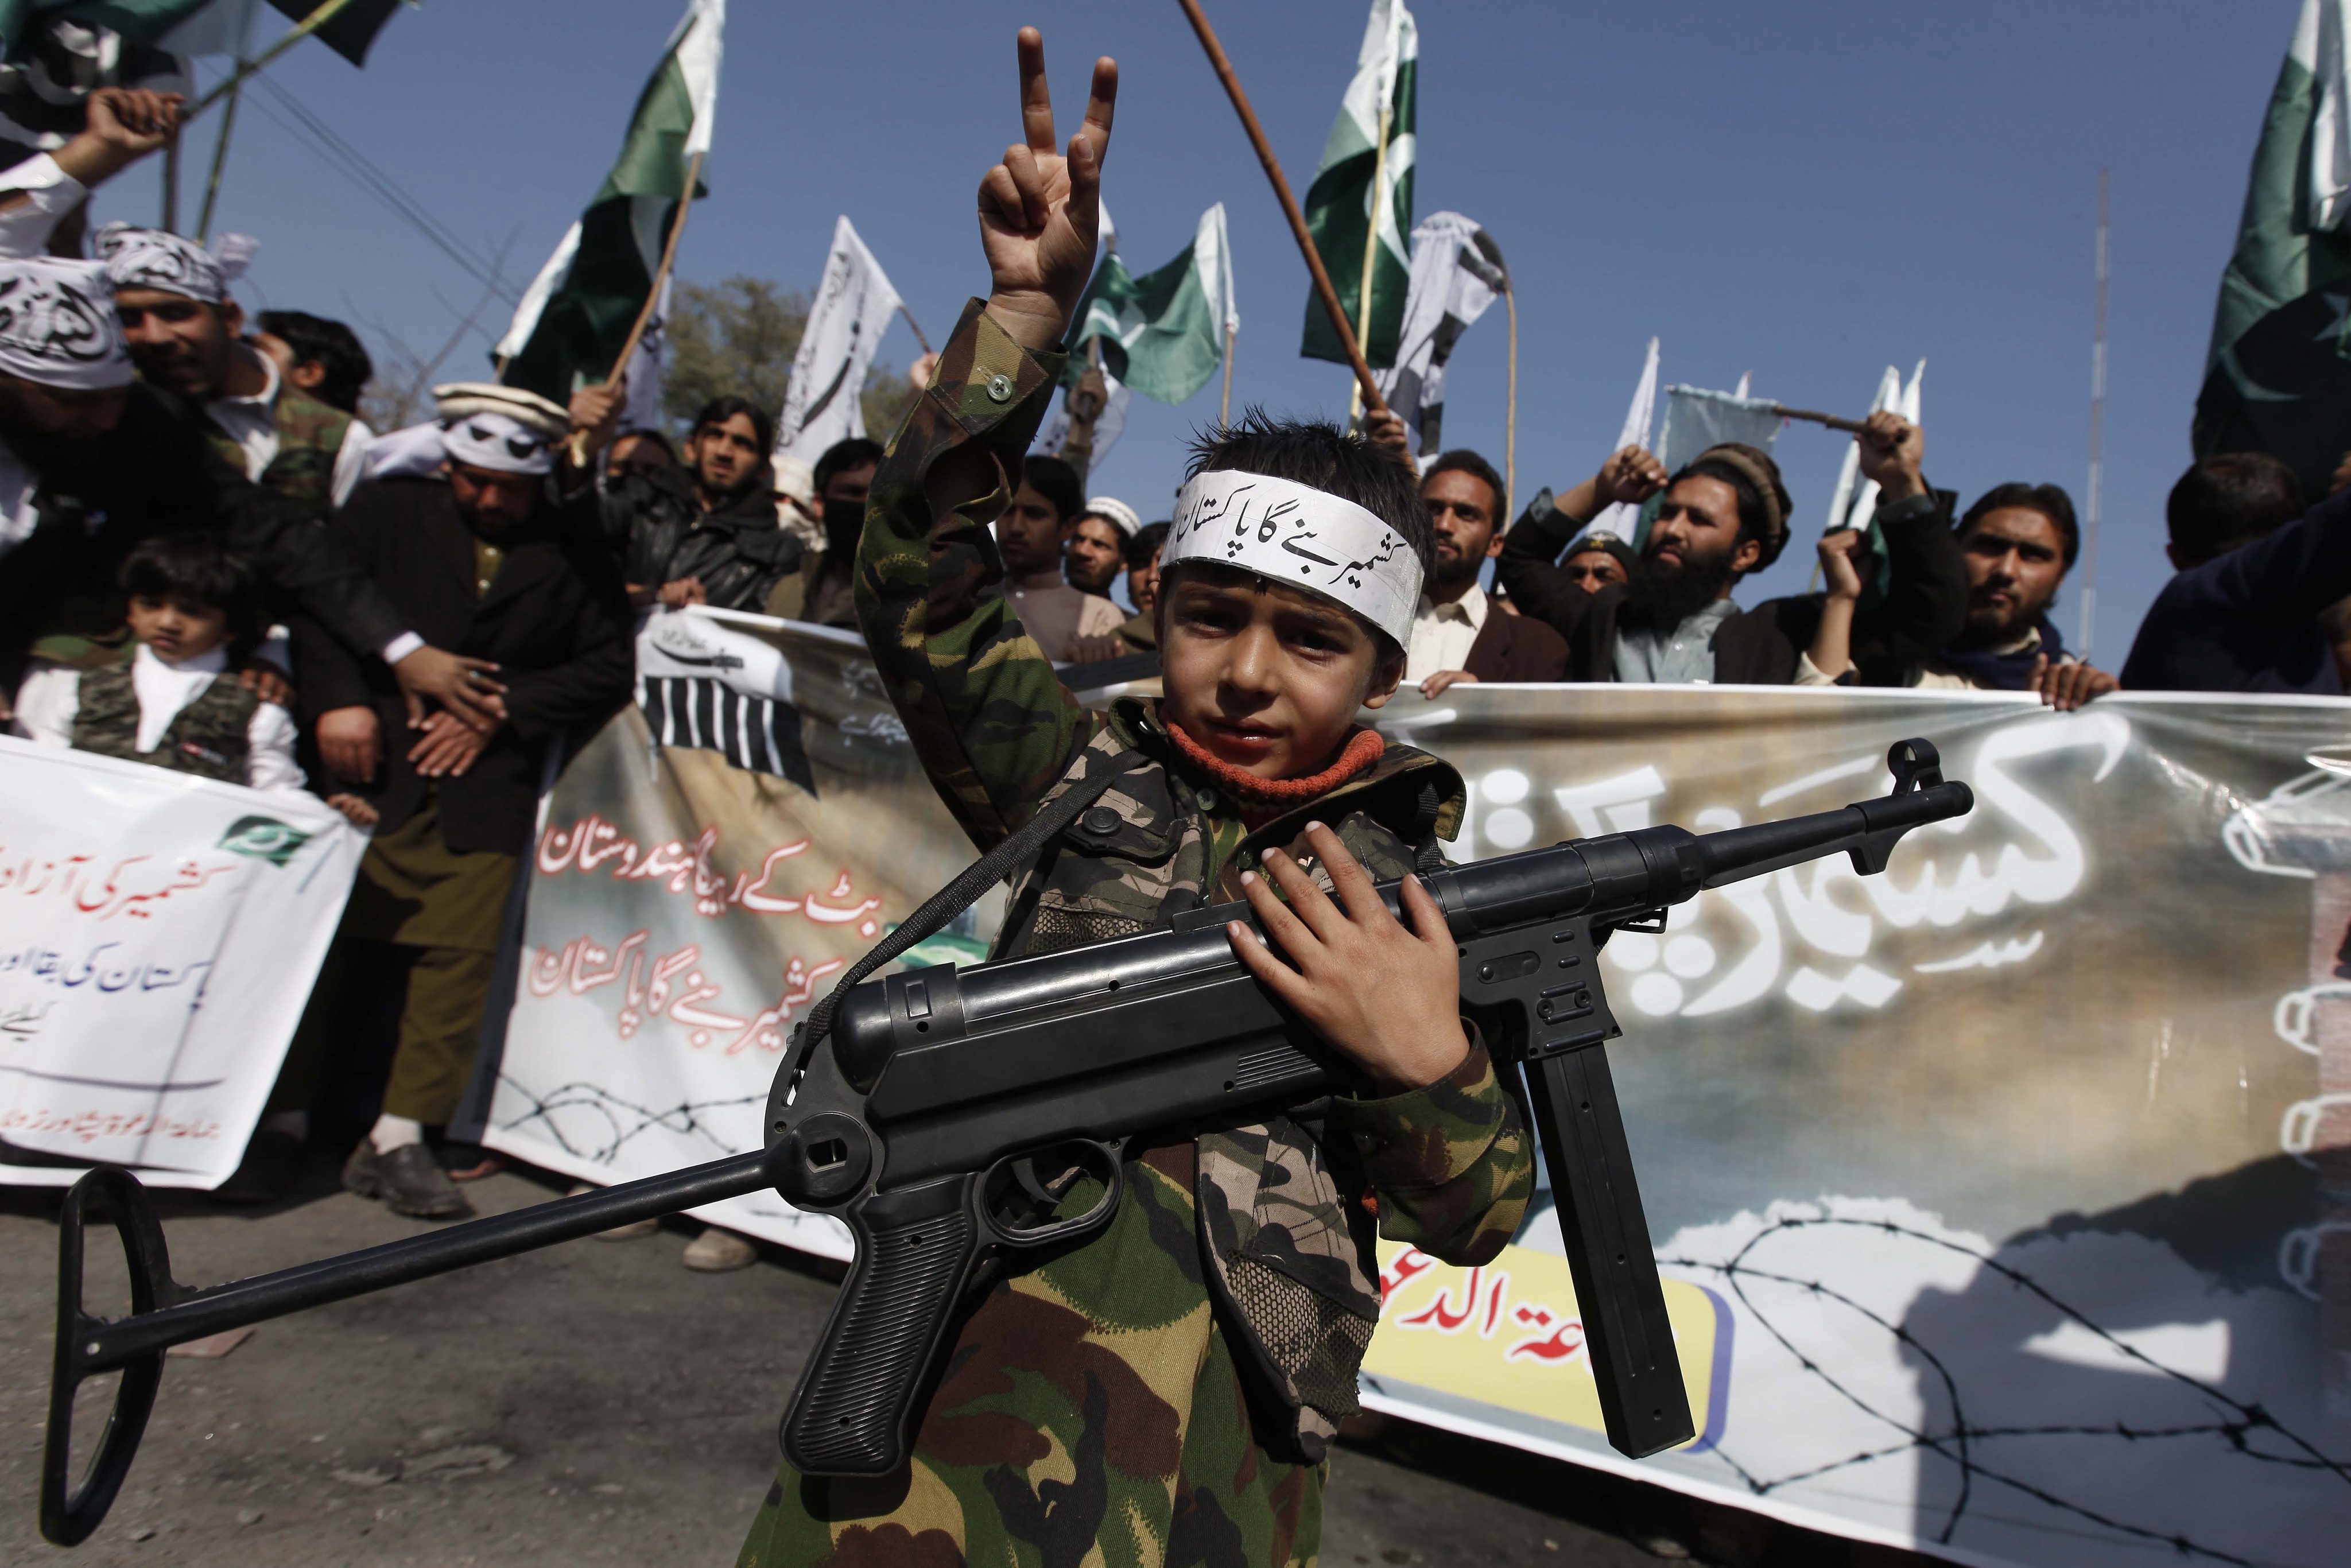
xmin=442 ymin=410 xmax=554 ymax=475
xmin=0 ymin=258 xmax=133 ymax=390
xmin=1165 ymin=468 xmax=1423 ymax=648
xmin=94 ymin=223 xmax=253 ymax=306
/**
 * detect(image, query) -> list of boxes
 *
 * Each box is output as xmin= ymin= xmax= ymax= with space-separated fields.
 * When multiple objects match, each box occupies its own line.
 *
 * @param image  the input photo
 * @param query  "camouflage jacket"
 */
xmin=69 ymin=646 xmax=255 ymax=784
xmin=854 ymin=298 xmax=1534 ymax=1453
xmin=205 ymin=382 xmax=354 ymax=515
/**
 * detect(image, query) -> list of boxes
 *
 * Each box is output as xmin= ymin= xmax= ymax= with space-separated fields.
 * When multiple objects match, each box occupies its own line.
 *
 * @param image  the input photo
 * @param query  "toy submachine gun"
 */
xmin=40 ymin=740 xmax=1972 ymax=1546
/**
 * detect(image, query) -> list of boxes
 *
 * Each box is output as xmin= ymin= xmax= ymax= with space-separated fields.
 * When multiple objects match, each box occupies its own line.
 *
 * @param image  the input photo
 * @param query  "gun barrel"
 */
xmin=1693 ymin=778 xmax=1974 ymax=888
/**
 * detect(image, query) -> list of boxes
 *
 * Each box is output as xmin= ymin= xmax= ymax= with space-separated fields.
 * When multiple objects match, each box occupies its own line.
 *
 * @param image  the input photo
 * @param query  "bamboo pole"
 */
xmin=1504 ymin=282 xmax=1518 ymax=522
xmin=1174 ymin=0 xmax=1388 ymax=418
xmin=1219 ymin=321 xmax=1235 ymax=428
xmin=160 ymin=132 xmax=179 ymax=232
xmin=1346 ymin=100 xmax=1392 ymax=426
xmin=566 ymin=150 xmax=705 ymax=466
xmin=195 ymin=59 xmax=247 ymax=243
xmin=184 ymin=0 xmax=364 ymax=123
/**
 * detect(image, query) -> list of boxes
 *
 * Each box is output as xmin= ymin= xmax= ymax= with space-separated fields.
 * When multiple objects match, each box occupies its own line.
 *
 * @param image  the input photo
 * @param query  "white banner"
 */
xmin=0 ymin=739 xmax=365 ymax=1189
xmin=773 ymin=215 xmax=901 ymax=468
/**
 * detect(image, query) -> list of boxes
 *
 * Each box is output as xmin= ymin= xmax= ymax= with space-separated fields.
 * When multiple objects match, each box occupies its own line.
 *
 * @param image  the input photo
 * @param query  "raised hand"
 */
xmin=1592 ymin=445 xmax=1668 ymax=509
xmin=1855 ymin=411 xmax=1925 ymax=502
xmin=1815 ymin=526 xmax=1867 ymax=602
xmin=978 ymin=28 xmax=1117 ymax=351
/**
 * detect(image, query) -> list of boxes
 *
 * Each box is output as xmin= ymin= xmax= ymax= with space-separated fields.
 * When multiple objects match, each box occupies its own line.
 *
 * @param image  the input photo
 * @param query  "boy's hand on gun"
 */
xmin=1228 ymin=822 xmax=1470 ymax=1096
xmin=978 ymin=28 xmax=1117 ymax=353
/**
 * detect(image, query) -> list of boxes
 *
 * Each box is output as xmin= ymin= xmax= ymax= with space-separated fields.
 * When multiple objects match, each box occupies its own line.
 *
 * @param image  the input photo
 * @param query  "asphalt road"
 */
xmin=0 ymin=1156 xmax=1928 ymax=1567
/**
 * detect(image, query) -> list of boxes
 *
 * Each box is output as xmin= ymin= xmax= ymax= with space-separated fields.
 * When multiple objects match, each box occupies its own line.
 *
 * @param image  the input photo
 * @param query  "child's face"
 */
xmin=127 ymin=594 xmax=231 ymax=662
xmin=1157 ymin=565 xmax=1404 ymax=781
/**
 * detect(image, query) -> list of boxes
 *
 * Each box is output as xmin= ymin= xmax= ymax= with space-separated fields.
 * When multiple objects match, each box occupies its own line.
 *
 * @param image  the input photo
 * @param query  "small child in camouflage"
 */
xmin=737 ymin=28 xmax=1534 ymax=1568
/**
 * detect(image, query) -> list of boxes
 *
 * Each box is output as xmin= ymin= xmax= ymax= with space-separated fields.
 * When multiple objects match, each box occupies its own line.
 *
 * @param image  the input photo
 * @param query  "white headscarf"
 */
xmin=0 ymin=257 xmax=132 ymax=390
xmin=360 ymin=382 xmax=571 ymax=480
xmin=92 ymin=223 xmax=255 ymax=306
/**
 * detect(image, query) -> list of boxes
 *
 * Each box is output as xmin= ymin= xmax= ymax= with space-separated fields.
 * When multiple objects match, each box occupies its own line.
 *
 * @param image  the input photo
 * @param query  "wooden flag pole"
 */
xmin=565 ymin=149 xmax=704 ymax=466
xmin=896 ymin=302 xmax=933 ymax=356
xmin=1175 ymin=0 xmax=1389 ymax=418
xmin=187 ymin=0 xmax=364 ymax=122
xmin=1770 ymin=403 xmax=1871 ymax=436
xmin=160 ymin=131 xmax=180 ymax=232
xmin=1220 ymin=322 xmax=1236 ymax=428
xmin=1346 ymin=100 xmax=1392 ymax=425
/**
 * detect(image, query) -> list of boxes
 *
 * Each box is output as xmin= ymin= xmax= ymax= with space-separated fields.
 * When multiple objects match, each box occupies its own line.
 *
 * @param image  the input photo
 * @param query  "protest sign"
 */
xmin=490 ymin=619 xmax=2349 ymax=1566
xmin=0 ymin=739 xmax=365 ymax=1189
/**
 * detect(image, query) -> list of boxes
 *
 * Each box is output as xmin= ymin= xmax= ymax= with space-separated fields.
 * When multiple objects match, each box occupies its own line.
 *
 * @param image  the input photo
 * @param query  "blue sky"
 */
xmin=113 ymin=1 xmax=2301 ymax=661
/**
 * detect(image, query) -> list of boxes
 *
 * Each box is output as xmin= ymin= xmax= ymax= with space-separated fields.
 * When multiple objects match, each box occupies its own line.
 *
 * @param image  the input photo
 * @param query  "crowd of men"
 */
xmin=5 ymin=77 xmax=2351 ymax=1262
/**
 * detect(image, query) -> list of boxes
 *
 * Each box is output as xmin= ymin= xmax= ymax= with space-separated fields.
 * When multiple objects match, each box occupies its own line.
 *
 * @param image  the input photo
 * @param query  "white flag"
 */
xmin=1831 ymin=360 xmax=1923 ymax=534
xmin=1656 ymin=384 xmax=1783 ymax=473
xmin=1371 ymin=211 xmax=1506 ymax=457
xmin=774 ymin=215 xmax=901 ymax=467
xmin=1589 ymin=337 xmax=1661 ymax=538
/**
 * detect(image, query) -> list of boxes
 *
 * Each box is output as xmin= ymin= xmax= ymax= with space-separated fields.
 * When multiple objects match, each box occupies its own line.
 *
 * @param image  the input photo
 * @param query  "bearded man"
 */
xmin=1497 ymin=414 xmax=1968 ymax=685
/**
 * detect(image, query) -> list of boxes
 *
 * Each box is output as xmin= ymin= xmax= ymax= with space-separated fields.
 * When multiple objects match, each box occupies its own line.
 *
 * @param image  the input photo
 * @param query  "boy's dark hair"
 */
xmin=814 ymin=436 xmax=884 ymax=497
xmin=1666 ymin=445 xmax=1792 ymax=572
xmin=614 ymin=426 xmax=677 ymax=461
xmin=1961 ymin=482 xmax=2080 ymax=568
xmin=119 ymin=534 xmax=265 ymax=646
xmin=2167 ymin=452 xmax=2305 ymax=566
xmin=1126 ymin=519 xmax=1170 ymax=569
xmin=691 ymin=394 xmax=776 ymax=456
xmin=1422 ymin=448 xmax=1506 ymax=519
xmin=1017 ymin=453 xmax=1083 ymax=526
xmin=1180 ymin=409 xmax=1434 ymax=657
xmin=254 ymin=309 xmax=373 ymax=414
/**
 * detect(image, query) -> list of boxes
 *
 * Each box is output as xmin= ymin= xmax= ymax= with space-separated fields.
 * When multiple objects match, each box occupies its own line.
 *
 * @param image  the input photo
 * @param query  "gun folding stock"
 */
xmin=42 ymin=739 xmax=1971 ymax=1542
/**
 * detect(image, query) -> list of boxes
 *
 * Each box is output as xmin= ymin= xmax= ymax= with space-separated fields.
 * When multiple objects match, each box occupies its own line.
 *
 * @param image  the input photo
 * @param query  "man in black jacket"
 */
xmin=2119 ymin=452 xmax=2342 ymax=693
xmin=290 ymin=393 xmax=634 ymax=1220
xmin=587 ymin=391 xmax=800 ymax=612
xmin=1497 ymin=412 xmax=1966 ymax=685
xmin=0 ymin=255 xmax=502 ymax=728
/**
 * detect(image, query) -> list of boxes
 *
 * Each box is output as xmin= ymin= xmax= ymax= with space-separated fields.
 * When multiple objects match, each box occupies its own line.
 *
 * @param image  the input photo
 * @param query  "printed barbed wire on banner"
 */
xmin=1658 ymin=1210 xmax=2351 ymax=1565
xmin=491 ymin=1076 xmax=765 ymax=1166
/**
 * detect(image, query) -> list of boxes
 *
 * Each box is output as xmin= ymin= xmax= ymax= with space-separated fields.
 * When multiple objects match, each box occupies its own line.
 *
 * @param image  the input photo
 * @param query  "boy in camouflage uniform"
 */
xmin=740 ymin=32 xmax=1532 ymax=1568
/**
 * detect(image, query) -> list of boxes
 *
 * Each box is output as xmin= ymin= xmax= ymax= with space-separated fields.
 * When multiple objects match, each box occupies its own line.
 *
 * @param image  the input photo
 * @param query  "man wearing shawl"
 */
xmin=97 ymin=223 xmax=374 ymax=512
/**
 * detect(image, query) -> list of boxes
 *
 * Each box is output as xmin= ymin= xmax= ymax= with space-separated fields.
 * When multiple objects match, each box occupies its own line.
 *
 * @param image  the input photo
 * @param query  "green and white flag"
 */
xmin=2194 ymin=0 xmax=2351 ymax=500
xmin=497 ymin=0 xmax=721 ymax=403
xmin=1064 ymin=202 xmax=1236 ymax=405
xmin=1300 ymin=0 xmax=1415 ymax=370
xmin=0 ymin=1 xmax=403 ymax=61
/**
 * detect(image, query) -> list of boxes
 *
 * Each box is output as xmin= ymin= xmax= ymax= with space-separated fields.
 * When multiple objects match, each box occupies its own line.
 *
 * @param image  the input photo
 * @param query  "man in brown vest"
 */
xmin=98 ymin=223 xmax=373 ymax=513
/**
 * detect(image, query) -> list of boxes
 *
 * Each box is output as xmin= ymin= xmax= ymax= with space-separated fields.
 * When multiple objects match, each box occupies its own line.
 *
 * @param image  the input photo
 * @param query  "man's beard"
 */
xmin=1620 ymin=546 xmax=1737 ymax=632
xmin=1430 ymin=540 xmax=1482 ymax=591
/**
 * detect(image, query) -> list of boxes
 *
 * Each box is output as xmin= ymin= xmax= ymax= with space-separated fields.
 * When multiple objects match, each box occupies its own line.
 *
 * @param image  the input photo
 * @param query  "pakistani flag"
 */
xmin=2194 ymin=0 xmax=2351 ymax=501
xmin=497 ymin=0 xmax=723 ymax=403
xmin=0 ymin=1 xmax=400 ymax=61
xmin=1063 ymin=203 xmax=1236 ymax=405
xmin=1300 ymin=0 xmax=1415 ymax=369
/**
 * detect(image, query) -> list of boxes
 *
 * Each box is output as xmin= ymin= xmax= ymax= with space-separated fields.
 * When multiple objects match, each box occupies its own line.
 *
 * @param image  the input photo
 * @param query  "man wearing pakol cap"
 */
xmin=282 ymin=379 xmax=633 ymax=1221
xmin=1497 ymin=412 xmax=1967 ymax=685
xmin=96 ymin=222 xmax=374 ymax=513
xmin=738 ymin=30 xmax=1528 ymax=1562
xmin=0 ymin=256 xmax=494 ymax=729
